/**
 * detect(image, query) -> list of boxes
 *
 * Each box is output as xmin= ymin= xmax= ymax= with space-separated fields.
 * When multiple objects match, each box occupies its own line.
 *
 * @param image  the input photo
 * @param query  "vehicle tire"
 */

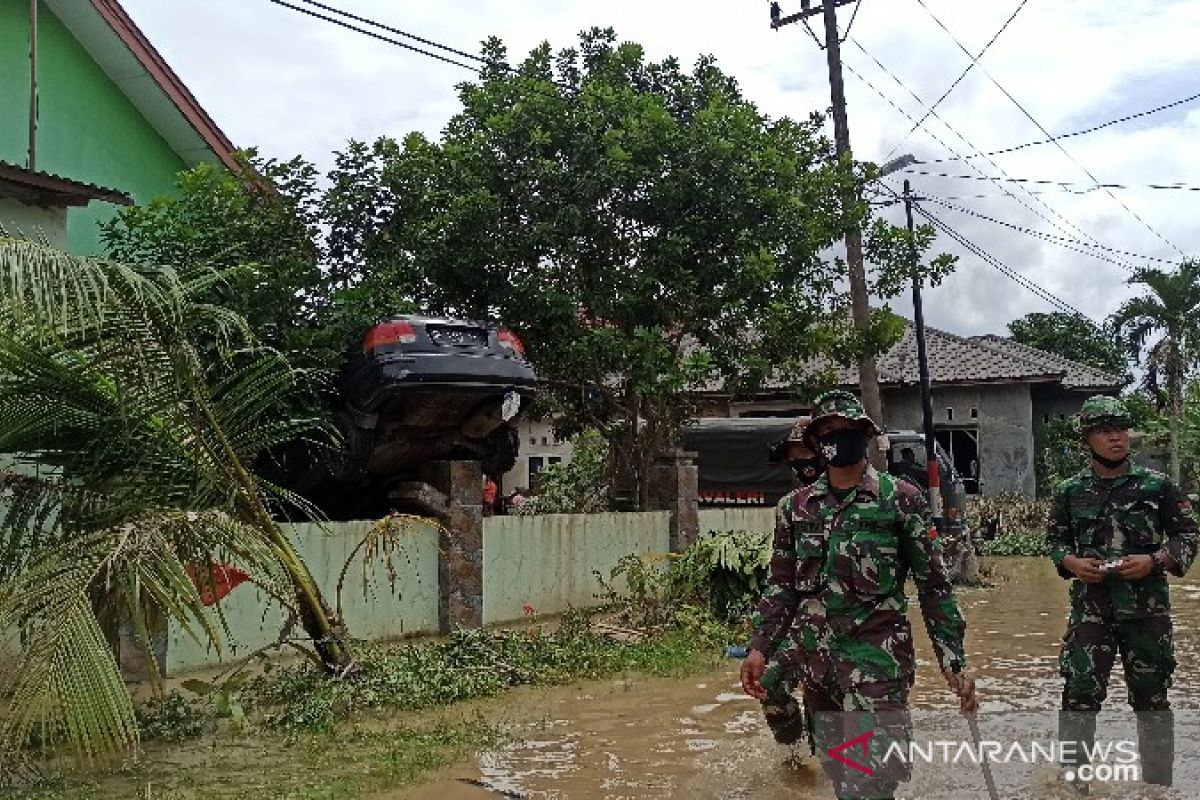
xmin=479 ymin=423 xmax=520 ymax=478
xmin=327 ymin=409 xmax=374 ymax=482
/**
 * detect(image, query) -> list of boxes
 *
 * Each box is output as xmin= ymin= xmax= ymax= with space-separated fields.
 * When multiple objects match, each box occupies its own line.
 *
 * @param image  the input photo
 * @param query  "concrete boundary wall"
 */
xmin=165 ymin=512 xmax=673 ymax=673
xmin=169 ymin=519 xmax=440 ymax=673
xmin=697 ymin=507 xmax=776 ymax=536
xmin=482 ymin=512 xmax=670 ymax=625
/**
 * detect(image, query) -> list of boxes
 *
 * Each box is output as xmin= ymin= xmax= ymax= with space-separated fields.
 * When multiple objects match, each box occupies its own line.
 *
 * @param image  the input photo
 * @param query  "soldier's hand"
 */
xmin=740 ymin=649 xmax=768 ymax=701
xmin=1116 ymin=554 xmax=1154 ymax=580
xmin=1064 ymin=555 xmax=1106 ymax=584
xmin=943 ymin=667 xmax=979 ymax=715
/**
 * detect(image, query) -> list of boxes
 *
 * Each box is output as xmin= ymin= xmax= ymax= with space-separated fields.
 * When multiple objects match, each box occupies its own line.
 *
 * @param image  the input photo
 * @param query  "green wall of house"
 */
xmin=0 ymin=0 xmax=188 ymax=254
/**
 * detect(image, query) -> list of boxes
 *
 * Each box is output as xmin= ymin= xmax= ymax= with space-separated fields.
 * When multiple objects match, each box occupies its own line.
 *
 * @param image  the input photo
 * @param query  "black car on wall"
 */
xmin=274 ymin=315 xmax=537 ymax=519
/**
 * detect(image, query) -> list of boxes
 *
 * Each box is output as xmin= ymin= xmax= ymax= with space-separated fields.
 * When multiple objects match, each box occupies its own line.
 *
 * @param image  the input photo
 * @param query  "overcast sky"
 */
xmin=119 ymin=0 xmax=1200 ymax=337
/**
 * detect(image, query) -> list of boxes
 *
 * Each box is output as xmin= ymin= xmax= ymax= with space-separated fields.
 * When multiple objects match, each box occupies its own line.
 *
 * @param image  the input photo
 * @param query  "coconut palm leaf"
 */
xmin=0 ymin=236 xmax=354 ymax=770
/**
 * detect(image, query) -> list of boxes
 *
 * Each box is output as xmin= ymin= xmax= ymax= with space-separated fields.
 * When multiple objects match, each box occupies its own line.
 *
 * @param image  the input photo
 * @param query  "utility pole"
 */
xmin=772 ymin=1 xmax=886 ymax=465
xmin=903 ymin=179 xmax=940 ymax=520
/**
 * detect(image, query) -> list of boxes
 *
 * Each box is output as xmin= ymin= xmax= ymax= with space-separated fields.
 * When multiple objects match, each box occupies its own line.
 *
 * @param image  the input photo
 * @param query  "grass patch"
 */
xmin=240 ymin=608 xmax=726 ymax=733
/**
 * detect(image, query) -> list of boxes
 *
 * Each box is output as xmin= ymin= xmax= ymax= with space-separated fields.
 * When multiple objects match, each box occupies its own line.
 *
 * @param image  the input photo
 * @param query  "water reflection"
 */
xmin=405 ymin=558 xmax=1200 ymax=799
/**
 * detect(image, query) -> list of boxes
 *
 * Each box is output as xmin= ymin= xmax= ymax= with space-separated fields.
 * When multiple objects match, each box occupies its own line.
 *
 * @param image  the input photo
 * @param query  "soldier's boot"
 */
xmin=1136 ymin=709 xmax=1174 ymax=787
xmin=1058 ymin=710 xmax=1097 ymax=796
xmin=762 ymin=693 xmax=808 ymax=745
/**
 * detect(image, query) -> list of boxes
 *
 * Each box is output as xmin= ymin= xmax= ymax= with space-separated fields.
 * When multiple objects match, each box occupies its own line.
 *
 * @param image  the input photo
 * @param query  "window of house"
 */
xmin=970 ymin=408 xmax=978 ymax=419
xmin=946 ymin=408 xmax=954 ymax=421
xmin=540 ymin=437 xmax=549 ymax=446
xmin=548 ymin=457 xmax=562 ymax=466
xmin=528 ymin=456 xmax=545 ymax=475
xmin=1044 ymin=414 xmax=1050 ymax=424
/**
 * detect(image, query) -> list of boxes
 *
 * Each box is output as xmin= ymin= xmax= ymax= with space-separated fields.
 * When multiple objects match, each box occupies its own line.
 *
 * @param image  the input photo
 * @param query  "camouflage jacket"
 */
xmin=1046 ymin=463 xmax=1199 ymax=618
xmin=749 ymin=467 xmax=967 ymax=688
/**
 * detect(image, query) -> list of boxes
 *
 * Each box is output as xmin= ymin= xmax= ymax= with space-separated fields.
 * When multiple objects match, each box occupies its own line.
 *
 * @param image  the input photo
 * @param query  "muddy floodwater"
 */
xmin=399 ymin=558 xmax=1200 ymax=799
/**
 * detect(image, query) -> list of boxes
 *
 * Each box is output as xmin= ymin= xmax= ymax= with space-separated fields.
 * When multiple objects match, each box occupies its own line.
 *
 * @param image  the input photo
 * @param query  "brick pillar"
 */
xmin=648 ymin=448 xmax=699 ymax=553
xmin=409 ymin=459 xmax=484 ymax=632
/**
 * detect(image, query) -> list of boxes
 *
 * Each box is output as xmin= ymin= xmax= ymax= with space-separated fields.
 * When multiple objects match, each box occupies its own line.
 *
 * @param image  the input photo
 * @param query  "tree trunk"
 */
xmin=1169 ymin=341 xmax=1183 ymax=484
xmin=191 ymin=377 xmax=355 ymax=674
xmin=1171 ymin=387 xmax=1183 ymax=485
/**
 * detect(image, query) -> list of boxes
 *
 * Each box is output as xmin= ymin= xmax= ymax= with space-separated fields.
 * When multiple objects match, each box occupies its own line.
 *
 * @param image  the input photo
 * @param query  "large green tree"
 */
xmin=371 ymin=29 xmax=921 ymax=505
xmin=1007 ymin=312 xmax=1127 ymax=376
xmin=1110 ymin=260 xmax=1200 ymax=482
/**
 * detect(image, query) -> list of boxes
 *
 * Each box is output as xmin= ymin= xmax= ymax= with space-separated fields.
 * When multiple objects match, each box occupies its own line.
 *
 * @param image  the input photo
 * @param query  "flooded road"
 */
xmin=398 ymin=558 xmax=1200 ymax=799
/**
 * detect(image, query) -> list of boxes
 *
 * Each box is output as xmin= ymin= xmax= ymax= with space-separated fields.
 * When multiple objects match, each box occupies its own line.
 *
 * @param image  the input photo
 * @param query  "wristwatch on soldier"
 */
xmin=1151 ymin=551 xmax=1168 ymax=578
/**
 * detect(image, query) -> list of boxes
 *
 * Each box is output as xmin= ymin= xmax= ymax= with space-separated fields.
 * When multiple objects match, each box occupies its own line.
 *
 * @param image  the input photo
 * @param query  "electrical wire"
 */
xmin=899 ymin=190 xmax=1096 ymax=322
xmin=265 ymin=0 xmax=483 ymax=72
xmin=883 ymin=0 xmax=1030 ymax=162
xmin=901 ymin=169 xmax=1200 ymax=193
xmin=839 ymin=0 xmax=863 ymax=44
xmin=845 ymin=48 xmax=1140 ymax=271
xmin=293 ymin=0 xmax=488 ymax=63
xmin=912 ymin=0 xmax=1188 ymax=258
xmin=919 ymin=194 xmax=1178 ymax=266
xmin=925 ymin=90 xmax=1200 ymax=163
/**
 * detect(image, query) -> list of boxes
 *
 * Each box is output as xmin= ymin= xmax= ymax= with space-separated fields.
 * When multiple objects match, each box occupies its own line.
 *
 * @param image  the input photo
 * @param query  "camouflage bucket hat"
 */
xmin=787 ymin=415 xmax=813 ymax=442
xmin=1079 ymin=395 xmax=1133 ymax=432
xmin=804 ymin=390 xmax=881 ymax=447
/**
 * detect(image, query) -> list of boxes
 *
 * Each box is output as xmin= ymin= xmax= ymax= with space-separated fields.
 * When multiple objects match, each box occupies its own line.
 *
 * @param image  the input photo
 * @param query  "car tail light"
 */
xmin=498 ymin=327 xmax=525 ymax=356
xmin=363 ymin=320 xmax=417 ymax=352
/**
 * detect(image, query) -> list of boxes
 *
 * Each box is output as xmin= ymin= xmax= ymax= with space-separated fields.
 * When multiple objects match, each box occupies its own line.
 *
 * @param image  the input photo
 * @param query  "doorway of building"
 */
xmin=935 ymin=428 xmax=980 ymax=494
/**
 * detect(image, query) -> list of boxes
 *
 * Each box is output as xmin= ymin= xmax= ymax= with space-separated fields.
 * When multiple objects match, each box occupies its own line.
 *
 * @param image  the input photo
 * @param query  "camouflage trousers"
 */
xmin=1059 ymin=608 xmax=1176 ymax=785
xmin=760 ymin=658 xmax=808 ymax=746
xmin=804 ymin=676 xmax=912 ymax=800
xmin=1059 ymin=612 xmax=1174 ymax=712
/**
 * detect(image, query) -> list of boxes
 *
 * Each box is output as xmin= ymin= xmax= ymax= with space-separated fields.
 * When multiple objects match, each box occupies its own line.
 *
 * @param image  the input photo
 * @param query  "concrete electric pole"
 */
xmin=772 ymin=1 xmax=886 ymax=458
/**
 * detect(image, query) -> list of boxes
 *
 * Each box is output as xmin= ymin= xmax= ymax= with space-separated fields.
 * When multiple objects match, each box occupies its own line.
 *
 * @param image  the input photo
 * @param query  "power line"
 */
xmin=846 ymin=42 xmax=1140 ymax=271
xmin=902 ymin=168 xmax=1200 ymax=193
xmin=292 ymin=0 xmax=488 ymax=64
xmin=912 ymin=0 xmax=1188 ymax=258
xmin=919 ymin=194 xmax=1177 ymax=267
xmin=925 ymin=90 xmax=1200 ymax=164
xmin=884 ymin=0 xmax=1030 ymax=162
xmin=905 ymin=194 xmax=1095 ymax=322
xmin=265 ymin=0 xmax=483 ymax=72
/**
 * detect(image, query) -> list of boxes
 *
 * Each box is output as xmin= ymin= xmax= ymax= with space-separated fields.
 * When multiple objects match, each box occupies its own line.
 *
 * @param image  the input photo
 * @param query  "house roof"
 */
xmin=968 ymin=334 xmax=1126 ymax=391
xmin=710 ymin=320 xmax=1124 ymax=397
xmin=0 ymin=161 xmax=133 ymax=207
xmin=44 ymin=0 xmax=238 ymax=170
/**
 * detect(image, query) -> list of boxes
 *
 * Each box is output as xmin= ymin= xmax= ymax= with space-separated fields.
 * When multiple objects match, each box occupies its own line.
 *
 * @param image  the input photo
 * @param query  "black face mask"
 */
xmin=789 ymin=457 xmax=824 ymax=485
xmin=817 ymin=428 xmax=868 ymax=468
xmin=1090 ymin=449 xmax=1129 ymax=470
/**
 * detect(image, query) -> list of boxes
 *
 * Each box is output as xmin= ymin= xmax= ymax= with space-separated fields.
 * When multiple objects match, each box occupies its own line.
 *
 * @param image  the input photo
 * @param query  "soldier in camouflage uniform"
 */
xmin=759 ymin=416 xmax=822 ymax=745
xmin=741 ymin=390 xmax=976 ymax=800
xmin=1047 ymin=395 xmax=1199 ymax=787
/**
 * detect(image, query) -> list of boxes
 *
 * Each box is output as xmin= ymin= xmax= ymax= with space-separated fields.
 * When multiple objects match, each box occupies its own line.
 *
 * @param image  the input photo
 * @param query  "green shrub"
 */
xmin=976 ymin=529 xmax=1049 ymax=557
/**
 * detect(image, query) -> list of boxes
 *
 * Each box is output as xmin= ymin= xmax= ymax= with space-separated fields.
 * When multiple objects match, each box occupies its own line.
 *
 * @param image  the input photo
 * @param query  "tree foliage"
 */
xmin=369 ymin=29 xmax=937 ymax=503
xmin=1109 ymin=260 xmax=1200 ymax=482
xmin=1007 ymin=312 xmax=1127 ymax=377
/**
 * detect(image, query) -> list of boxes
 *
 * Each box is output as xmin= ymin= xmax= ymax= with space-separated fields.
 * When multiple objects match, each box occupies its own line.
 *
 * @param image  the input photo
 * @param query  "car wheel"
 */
xmin=480 ymin=423 xmax=520 ymax=478
xmin=328 ymin=409 xmax=374 ymax=482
